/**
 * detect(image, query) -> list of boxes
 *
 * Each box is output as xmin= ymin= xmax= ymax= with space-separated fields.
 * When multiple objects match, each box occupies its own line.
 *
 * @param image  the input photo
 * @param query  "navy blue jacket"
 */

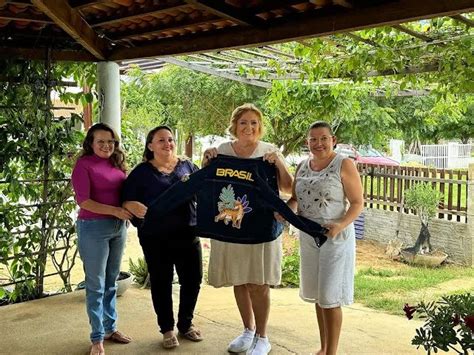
xmin=145 ymin=155 xmax=327 ymax=246
xmin=122 ymin=159 xmax=198 ymax=238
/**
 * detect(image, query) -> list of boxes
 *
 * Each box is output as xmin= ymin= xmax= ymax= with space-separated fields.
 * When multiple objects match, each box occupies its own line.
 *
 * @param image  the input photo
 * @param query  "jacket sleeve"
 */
xmin=253 ymin=173 xmax=328 ymax=247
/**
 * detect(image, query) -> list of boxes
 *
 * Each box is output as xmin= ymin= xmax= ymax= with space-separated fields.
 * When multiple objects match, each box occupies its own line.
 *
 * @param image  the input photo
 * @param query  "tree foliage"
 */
xmin=257 ymin=17 xmax=473 ymax=153
xmin=120 ymin=65 xmax=264 ymax=158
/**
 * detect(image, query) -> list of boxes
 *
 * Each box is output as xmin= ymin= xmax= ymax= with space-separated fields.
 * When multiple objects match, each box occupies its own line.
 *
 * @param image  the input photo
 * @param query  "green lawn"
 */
xmin=355 ymin=265 xmax=474 ymax=316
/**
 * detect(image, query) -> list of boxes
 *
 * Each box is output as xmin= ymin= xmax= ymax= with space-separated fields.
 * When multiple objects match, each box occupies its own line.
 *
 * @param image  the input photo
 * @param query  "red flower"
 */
xmin=403 ymin=303 xmax=417 ymax=320
xmin=464 ymin=315 xmax=474 ymax=332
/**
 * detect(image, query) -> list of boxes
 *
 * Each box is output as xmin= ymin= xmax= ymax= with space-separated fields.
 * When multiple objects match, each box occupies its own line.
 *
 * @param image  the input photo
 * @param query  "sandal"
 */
xmin=179 ymin=325 xmax=203 ymax=342
xmin=162 ymin=334 xmax=180 ymax=349
xmin=104 ymin=330 xmax=132 ymax=344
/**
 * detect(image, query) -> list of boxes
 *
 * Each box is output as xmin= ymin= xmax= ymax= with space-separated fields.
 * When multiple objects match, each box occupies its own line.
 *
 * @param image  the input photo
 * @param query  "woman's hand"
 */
xmin=123 ymin=201 xmax=147 ymax=218
xmin=323 ymin=222 xmax=344 ymax=238
xmin=113 ymin=207 xmax=133 ymax=220
xmin=263 ymin=151 xmax=283 ymax=167
xmin=274 ymin=211 xmax=285 ymax=222
xmin=202 ymin=147 xmax=218 ymax=167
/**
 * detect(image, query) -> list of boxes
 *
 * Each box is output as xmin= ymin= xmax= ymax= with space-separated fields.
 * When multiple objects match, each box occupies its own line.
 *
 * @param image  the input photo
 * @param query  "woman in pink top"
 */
xmin=72 ymin=123 xmax=133 ymax=355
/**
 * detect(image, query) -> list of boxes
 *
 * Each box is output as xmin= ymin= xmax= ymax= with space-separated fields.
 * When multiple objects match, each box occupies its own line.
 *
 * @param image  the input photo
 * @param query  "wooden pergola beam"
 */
xmin=0 ymin=8 xmax=53 ymax=24
xmin=392 ymin=24 xmax=432 ymax=42
xmin=450 ymin=14 xmax=474 ymax=27
xmin=31 ymin=0 xmax=108 ymax=60
xmin=110 ymin=0 xmax=474 ymax=60
xmin=70 ymin=0 xmax=113 ymax=11
xmin=184 ymin=0 xmax=262 ymax=27
xmin=159 ymin=56 xmax=271 ymax=88
xmin=345 ymin=32 xmax=379 ymax=47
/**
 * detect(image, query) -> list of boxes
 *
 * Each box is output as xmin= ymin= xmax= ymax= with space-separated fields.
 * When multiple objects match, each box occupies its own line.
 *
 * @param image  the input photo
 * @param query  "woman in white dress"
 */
xmin=285 ymin=121 xmax=363 ymax=355
xmin=202 ymin=103 xmax=292 ymax=355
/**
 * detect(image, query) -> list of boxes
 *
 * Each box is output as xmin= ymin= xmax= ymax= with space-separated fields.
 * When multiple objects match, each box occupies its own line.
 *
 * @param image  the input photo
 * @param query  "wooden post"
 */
xmin=467 ymin=163 xmax=474 ymax=266
xmin=185 ymin=134 xmax=194 ymax=159
xmin=82 ymin=85 xmax=92 ymax=130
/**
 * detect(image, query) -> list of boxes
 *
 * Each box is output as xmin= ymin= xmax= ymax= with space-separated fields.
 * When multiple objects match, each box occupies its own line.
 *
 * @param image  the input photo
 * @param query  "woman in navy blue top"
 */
xmin=122 ymin=126 xmax=202 ymax=349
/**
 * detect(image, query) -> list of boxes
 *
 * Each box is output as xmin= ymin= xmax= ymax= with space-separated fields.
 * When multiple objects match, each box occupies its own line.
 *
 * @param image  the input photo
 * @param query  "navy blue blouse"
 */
xmin=122 ymin=158 xmax=198 ymax=237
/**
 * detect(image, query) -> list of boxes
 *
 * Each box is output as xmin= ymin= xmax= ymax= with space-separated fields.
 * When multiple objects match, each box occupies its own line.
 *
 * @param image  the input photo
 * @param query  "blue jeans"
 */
xmin=76 ymin=218 xmax=126 ymax=343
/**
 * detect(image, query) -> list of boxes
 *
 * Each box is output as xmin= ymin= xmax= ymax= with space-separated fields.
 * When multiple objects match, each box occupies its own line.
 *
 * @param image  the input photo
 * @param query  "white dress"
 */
xmin=295 ymin=153 xmax=355 ymax=308
xmin=207 ymin=141 xmax=283 ymax=287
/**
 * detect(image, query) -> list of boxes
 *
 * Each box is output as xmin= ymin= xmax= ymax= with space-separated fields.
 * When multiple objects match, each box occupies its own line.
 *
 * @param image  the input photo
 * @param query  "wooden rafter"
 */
xmin=237 ymin=48 xmax=276 ymax=60
xmin=3 ymin=0 xmax=32 ymax=5
xmin=110 ymin=17 xmax=218 ymax=41
xmin=89 ymin=3 xmax=189 ymax=28
xmin=184 ymin=0 xmax=262 ymax=27
xmin=0 ymin=8 xmax=53 ymax=24
xmin=159 ymin=56 xmax=271 ymax=88
xmin=252 ymin=0 xmax=308 ymax=14
xmin=345 ymin=32 xmax=379 ymax=46
xmin=450 ymin=14 xmax=474 ymax=27
xmin=31 ymin=0 xmax=108 ymax=59
xmin=110 ymin=0 xmax=474 ymax=60
xmin=261 ymin=45 xmax=295 ymax=59
xmin=392 ymin=24 xmax=432 ymax=42
xmin=70 ymin=0 xmax=113 ymax=11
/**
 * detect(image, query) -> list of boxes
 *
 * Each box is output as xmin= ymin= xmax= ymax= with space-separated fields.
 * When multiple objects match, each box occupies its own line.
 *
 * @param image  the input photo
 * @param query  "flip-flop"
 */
xmin=162 ymin=334 xmax=180 ymax=349
xmin=104 ymin=330 xmax=132 ymax=344
xmin=179 ymin=325 xmax=203 ymax=342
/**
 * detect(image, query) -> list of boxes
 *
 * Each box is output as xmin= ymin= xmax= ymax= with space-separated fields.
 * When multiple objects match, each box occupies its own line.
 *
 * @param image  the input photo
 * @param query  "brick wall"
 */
xmin=363 ymin=208 xmax=472 ymax=266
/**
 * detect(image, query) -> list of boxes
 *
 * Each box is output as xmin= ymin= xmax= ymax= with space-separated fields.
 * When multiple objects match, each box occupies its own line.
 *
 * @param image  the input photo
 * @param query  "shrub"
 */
xmin=404 ymin=293 xmax=474 ymax=354
xmin=281 ymin=232 xmax=300 ymax=287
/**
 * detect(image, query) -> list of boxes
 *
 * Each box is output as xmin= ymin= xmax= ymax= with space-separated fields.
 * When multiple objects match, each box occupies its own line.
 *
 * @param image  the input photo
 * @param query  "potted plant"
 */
xmin=76 ymin=271 xmax=132 ymax=297
xmin=403 ymin=293 xmax=474 ymax=354
xmin=401 ymin=182 xmax=447 ymax=266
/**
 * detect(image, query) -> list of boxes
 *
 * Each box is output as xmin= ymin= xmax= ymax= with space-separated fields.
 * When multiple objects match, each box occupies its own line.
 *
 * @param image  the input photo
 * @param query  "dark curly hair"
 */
xmin=78 ymin=122 xmax=127 ymax=172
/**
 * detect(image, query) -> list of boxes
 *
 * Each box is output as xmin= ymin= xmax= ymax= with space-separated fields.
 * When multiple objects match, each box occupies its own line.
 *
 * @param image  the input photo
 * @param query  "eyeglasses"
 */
xmin=95 ymin=139 xmax=116 ymax=147
xmin=308 ymin=136 xmax=333 ymax=144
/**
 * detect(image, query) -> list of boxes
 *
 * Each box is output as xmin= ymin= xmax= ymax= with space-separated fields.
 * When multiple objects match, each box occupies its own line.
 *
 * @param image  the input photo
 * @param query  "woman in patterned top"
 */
xmin=286 ymin=121 xmax=363 ymax=355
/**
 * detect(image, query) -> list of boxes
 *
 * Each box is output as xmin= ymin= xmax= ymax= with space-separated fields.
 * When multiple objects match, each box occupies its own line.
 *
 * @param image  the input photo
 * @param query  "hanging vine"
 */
xmin=0 ymin=57 xmax=93 ymax=302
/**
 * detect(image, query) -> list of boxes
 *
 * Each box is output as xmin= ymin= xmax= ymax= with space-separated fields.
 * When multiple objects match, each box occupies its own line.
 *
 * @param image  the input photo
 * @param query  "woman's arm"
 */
xmin=275 ymin=161 xmax=301 ymax=221
xmin=263 ymin=151 xmax=293 ymax=194
xmin=324 ymin=159 xmax=364 ymax=238
xmin=122 ymin=201 xmax=147 ymax=218
xmin=121 ymin=166 xmax=148 ymax=218
xmin=79 ymin=199 xmax=132 ymax=220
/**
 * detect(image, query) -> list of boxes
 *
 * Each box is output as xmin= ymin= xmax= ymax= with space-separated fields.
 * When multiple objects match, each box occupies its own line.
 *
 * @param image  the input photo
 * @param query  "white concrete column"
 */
xmin=97 ymin=62 xmax=121 ymax=137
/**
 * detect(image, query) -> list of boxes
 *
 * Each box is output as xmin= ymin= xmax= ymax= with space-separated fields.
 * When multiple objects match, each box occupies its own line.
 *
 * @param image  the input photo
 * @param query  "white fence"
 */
xmin=420 ymin=142 xmax=473 ymax=169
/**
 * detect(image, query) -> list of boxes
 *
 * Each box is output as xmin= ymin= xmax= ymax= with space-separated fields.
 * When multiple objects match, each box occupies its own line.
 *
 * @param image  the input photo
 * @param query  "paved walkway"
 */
xmin=1 ymin=285 xmax=424 ymax=355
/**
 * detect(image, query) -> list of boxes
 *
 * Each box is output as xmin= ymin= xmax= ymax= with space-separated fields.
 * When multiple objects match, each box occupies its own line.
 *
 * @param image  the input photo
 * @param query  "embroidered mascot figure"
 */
xmin=215 ymin=184 xmax=252 ymax=229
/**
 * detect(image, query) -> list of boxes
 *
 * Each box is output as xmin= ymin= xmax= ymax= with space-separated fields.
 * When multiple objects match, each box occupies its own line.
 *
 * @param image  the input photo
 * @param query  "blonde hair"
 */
xmin=227 ymin=103 xmax=264 ymax=139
